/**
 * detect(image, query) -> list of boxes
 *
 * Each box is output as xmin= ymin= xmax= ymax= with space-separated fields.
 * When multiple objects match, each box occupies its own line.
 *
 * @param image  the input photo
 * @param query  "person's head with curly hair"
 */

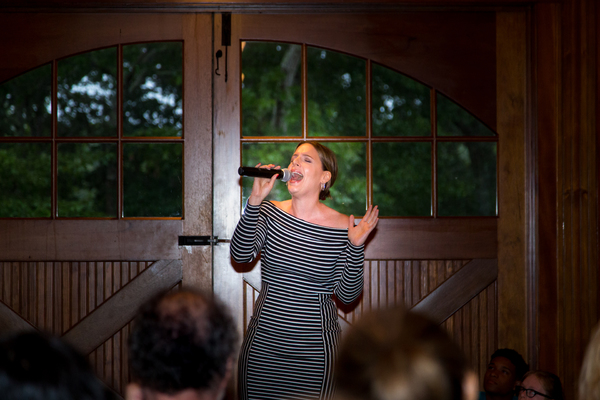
xmin=127 ymin=288 xmax=238 ymax=400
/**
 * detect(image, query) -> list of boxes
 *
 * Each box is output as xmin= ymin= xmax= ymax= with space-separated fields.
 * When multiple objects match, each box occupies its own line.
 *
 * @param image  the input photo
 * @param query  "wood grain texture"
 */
xmin=0 ymin=13 xmax=184 ymax=83
xmin=412 ymin=259 xmax=497 ymax=324
xmin=496 ymin=11 xmax=527 ymax=355
xmin=553 ymin=1 xmax=599 ymax=399
xmin=62 ymin=259 xmax=183 ymax=354
xmin=534 ymin=1 xmax=560 ymax=373
xmin=0 ymin=0 xmax=559 ymax=14
xmin=364 ymin=218 xmax=497 ymax=259
xmin=0 ymin=299 xmax=36 ymax=332
xmin=0 ymin=220 xmax=183 ymax=261
xmin=0 ymin=261 xmax=153 ymax=397
xmin=180 ymin=13 xmax=214 ymax=291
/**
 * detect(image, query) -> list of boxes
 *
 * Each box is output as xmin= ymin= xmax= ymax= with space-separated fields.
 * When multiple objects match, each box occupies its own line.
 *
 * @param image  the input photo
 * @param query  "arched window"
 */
xmin=240 ymin=41 xmax=497 ymax=217
xmin=0 ymin=42 xmax=183 ymax=218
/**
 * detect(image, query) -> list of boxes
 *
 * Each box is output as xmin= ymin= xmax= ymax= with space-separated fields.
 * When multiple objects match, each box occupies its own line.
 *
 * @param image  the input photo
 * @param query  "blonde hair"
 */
xmin=579 ymin=322 xmax=600 ymax=400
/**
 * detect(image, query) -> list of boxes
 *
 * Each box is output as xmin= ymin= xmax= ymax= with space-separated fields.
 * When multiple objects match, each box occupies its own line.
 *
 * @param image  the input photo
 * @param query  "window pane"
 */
xmin=123 ymin=42 xmax=183 ymax=137
xmin=57 ymin=47 xmax=117 ymax=137
xmin=123 ymin=143 xmax=182 ymax=217
xmin=0 ymin=65 xmax=52 ymax=137
xmin=241 ymin=42 xmax=302 ymax=137
xmin=327 ymin=142 xmax=366 ymax=216
xmin=373 ymin=142 xmax=431 ymax=216
xmin=57 ymin=143 xmax=117 ymax=217
xmin=436 ymin=93 xmax=496 ymax=137
xmin=438 ymin=142 xmax=497 ymax=216
xmin=241 ymin=142 xmax=298 ymax=206
xmin=372 ymin=64 xmax=430 ymax=137
xmin=307 ymin=47 xmax=366 ymax=137
xmin=0 ymin=143 xmax=51 ymax=217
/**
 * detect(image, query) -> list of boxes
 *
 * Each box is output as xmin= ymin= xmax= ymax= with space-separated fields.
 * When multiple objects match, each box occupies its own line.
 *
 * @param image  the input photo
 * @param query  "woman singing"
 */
xmin=231 ymin=141 xmax=379 ymax=400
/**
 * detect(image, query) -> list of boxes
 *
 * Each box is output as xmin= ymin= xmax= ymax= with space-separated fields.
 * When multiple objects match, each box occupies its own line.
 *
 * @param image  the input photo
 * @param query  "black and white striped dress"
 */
xmin=231 ymin=201 xmax=365 ymax=400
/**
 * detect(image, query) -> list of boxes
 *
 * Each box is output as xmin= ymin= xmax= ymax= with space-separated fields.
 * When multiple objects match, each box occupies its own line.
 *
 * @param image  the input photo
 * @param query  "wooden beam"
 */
xmin=364 ymin=218 xmax=497 ymax=259
xmin=0 ymin=300 xmax=37 ymax=334
xmin=0 ymin=0 xmax=560 ymax=14
xmin=0 ymin=220 xmax=183 ymax=261
xmin=62 ymin=259 xmax=182 ymax=355
xmin=411 ymin=258 xmax=497 ymax=324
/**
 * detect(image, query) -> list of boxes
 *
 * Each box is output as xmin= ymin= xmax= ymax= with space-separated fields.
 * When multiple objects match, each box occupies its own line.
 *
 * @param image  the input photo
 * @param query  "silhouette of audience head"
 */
xmin=579 ymin=321 xmax=600 ymax=400
xmin=127 ymin=288 xmax=238 ymax=400
xmin=483 ymin=348 xmax=529 ymax=399
xmin=517 ymin=370 xmax=563 ymax=400
xmin=0 ymin=330 xmax=113 ymax=400
xmin=334 ymin=306 xmax=477 ymax=400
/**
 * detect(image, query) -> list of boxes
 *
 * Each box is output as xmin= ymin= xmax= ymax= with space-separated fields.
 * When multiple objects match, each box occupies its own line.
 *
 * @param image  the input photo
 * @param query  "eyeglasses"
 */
xmin=516 ymin=386 xmax=553 ymax=399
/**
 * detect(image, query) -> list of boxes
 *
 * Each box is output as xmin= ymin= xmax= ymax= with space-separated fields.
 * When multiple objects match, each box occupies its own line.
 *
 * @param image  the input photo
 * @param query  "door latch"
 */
xmin=178 ymin=236 xmax=220 ymax=246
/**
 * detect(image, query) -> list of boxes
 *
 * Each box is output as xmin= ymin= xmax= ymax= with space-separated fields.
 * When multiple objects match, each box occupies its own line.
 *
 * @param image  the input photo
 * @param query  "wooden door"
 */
xmin=213 ymin=11 xmax=528 ymax=393
xmin=0 ymin=13 xmax=214 ymax=397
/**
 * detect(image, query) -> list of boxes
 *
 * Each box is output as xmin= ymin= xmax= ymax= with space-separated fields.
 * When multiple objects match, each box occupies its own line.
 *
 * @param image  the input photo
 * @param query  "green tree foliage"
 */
xmin=0 ymin=143 xmax=51 ymax=217
xmin=438 ymin=142 xmax=497 ymax=216
xmin=437 ymin=92 xmax=496 ymax=137
xmin=57 ymin=47 xmax=117 ymax=137
xmin=240 ymin=43 xmax=498 ymax=217
xmin=371 ymin=63 xmax=430 ymax=137
xmin=373 ymin=142 xmax=432 ymax=216
xmin=123 ymin=143 xmax=182 ymax=217
xmin=0 ymin=42 xmax=183 ymax=218
xmin=57 ymin=143 xmax=117 ymax=217
xmin=123 ymin=42 xmax=183 ymax=137
xmin=242 ymin=42 xmax=302 ymax=137
xmin=306 ymin=47 xmax=365 ymax=137
xmin=1 ymin=40 xmax=497 ymax=218
xmin=0 ymin=64 xmax=51 ymax=137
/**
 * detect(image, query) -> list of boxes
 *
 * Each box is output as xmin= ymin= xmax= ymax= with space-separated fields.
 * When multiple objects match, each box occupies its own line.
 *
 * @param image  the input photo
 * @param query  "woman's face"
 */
xmin=518 ymin=375 xmax=549 ymax=399
xmin=287 ymin=143 xmax=330 ymax=197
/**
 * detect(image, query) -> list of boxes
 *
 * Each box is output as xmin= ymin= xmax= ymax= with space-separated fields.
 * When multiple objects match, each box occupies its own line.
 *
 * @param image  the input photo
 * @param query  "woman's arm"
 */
xmin=332 ymin=241 xmax=365 ymax=304
xmin=230 ymin=203 xmax=268 ymax=263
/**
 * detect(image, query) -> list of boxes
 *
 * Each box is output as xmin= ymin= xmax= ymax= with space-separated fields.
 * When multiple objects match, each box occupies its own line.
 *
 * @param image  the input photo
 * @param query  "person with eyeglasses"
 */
xmin=516 ymin=370 xmax=564 ymax=400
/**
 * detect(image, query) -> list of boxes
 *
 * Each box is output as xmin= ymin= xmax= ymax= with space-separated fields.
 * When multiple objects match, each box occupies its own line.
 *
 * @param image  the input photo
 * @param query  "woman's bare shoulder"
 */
xmin=322 ymin=204 xmax=349 ymax=229
xmin=271 ymin=199 xmax=291 ymax=212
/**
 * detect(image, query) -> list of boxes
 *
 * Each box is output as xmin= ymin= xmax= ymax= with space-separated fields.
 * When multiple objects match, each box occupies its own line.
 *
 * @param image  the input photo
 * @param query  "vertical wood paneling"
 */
xmin=0 ymin=261 xmax=152 ymax=397
xmin=442 ymin=282 xmax=497 ymax=385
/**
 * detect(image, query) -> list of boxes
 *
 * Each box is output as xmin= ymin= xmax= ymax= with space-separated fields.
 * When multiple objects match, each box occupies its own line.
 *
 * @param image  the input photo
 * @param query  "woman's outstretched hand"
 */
xmin=348 ymin=205 xmax=379 ymax=246
xmin=248 ymin=164 xmax=280 ymax=206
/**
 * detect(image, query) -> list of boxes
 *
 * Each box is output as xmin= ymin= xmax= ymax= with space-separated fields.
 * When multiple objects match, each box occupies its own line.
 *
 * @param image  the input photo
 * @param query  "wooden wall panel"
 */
xmin=442 ymin=283 xmax=497 ymax=388
xmin=339 ymin=259 xmax=469 ymax=324
xmin=0 ymin=261 xmax=151 ymax=335
xmin=0 ymin=261 xmax=155 ymax=398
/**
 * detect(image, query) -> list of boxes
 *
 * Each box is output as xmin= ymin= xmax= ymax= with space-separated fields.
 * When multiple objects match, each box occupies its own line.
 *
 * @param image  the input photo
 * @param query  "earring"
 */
xmin=321 ymin=183 xmax=326 ymax=191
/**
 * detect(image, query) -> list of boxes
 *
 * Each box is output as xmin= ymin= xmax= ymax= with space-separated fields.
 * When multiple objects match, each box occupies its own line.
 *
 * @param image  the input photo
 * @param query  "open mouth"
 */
xmin=290 ymin=171 xmax=303 ymax=182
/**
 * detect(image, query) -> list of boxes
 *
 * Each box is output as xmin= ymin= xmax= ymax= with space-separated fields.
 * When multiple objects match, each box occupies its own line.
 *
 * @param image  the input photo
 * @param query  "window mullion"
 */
xmin=366 ymin=59 xmax=372 ymax=208
xmin=52 ymin=59 xmax=58 ymax=219
xmin=432 ymin=87 xmax=437 ymax=218
xmin=118 ymin=44 xmax=123 ymax=219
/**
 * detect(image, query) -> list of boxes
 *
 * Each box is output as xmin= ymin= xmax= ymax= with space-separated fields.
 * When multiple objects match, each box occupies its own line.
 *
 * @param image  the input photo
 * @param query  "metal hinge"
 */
xmin=178 ymin=236 xmax=222 ymax=246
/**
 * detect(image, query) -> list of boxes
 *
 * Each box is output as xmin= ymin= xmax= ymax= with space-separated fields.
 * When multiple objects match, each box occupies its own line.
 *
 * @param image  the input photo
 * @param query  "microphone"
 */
xmin=238 ymin=166 xmax=292 ymax=182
